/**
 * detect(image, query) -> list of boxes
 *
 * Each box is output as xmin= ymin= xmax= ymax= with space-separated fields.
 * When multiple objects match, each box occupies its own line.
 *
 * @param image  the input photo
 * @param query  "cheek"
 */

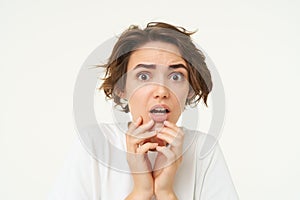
xmin=127 ymin=89 xmax=150 ymax=119
xmin=128 ymin=87 xmax=148 ymax=103
xmin=171 ymin=87 xmax=189 ymax=108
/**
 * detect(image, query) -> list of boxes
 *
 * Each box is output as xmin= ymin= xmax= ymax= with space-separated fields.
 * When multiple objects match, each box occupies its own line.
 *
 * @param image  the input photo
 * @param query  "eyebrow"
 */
xmin=133 ymin=63 xmax=188 ymax=71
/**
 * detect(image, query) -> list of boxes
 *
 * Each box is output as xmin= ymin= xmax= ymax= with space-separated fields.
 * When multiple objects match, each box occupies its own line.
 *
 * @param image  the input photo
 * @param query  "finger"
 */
xmin=128 ymin=118 xmax=154 ymax=136
xmin=158 ymin=127 xmax=184 ymax=145
xmin=156 ymin=132 xmax=175 ymax=145
xmin=126 ymin=131 xmax=157 ymax=154
xmin=132 ymin=119 xmax=154 ymax=136
xmin=136 ymin=142 xmax=158 ymax=154
xmin=126 ymin=131 xmax=157 ymax=153
xmin=127 ymin=116 xmax=143 ymax=134
xmin=157 ymin=129 xmax=184 ymax=158
xmin=163 ymin=121 xmax=183 ymax=136
xmin=156 ymin=133 xmax=183 ymax=149
xmin=155 ymin=146 xmax=176 ymax=163
xmin=134 ymin=131 xmax=157 ymax=144
xmin=158 ymin=127 xmax=180 ymax=138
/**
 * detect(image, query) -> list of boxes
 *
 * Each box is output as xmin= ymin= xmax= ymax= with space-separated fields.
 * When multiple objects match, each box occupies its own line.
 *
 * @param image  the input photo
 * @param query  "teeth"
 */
xmin=150 ymin=108 xmax=169 ymax=113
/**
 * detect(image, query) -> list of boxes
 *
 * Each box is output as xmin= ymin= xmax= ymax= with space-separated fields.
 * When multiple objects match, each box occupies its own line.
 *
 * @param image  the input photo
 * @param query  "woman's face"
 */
xmin=124 ymin=41 xmax=190 ymax=127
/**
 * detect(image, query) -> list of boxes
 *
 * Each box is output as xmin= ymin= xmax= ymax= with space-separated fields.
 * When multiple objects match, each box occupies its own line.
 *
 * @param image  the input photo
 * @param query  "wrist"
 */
xmin=155 ymin=190 xmax=178 ymax=200
xmin=125 ymin=188 xmax=153 ymax=200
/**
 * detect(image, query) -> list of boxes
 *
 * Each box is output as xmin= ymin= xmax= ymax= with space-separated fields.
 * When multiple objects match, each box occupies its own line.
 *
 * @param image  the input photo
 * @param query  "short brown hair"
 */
xmin=100 ymin=22 xmax=213 ymax=113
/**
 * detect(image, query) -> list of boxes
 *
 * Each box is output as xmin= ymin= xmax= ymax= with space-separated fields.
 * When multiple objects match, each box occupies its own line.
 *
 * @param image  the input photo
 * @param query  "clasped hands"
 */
xmin=125 ymin=117 xmax=184 ymax=200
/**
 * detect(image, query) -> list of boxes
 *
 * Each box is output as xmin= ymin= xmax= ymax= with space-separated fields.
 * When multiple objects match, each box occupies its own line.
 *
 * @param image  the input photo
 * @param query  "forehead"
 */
xmin=127 ymin=41 xmax=186 ymax=71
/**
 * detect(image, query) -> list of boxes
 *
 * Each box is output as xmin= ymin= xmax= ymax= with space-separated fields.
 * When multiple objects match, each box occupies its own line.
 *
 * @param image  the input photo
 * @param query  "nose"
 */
xmin=153 ymin=84 xmax=170 ymax=99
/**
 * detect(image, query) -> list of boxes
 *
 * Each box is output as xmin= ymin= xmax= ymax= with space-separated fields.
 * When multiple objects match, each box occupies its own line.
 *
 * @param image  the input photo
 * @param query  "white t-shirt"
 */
xmin=48 ymin=123 xmax=239 ymax=200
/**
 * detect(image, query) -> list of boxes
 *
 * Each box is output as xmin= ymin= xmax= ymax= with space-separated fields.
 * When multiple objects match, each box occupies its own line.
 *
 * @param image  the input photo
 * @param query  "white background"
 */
xmin=1 ymin=0 xmax=300 ymax=199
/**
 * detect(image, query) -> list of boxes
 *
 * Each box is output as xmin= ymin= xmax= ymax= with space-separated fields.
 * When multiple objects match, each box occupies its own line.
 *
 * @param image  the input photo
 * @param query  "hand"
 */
xmin=153 ymin=121 xmax=184 ymax=199
xmin=125 ymin=117 xmax=157 ymax=200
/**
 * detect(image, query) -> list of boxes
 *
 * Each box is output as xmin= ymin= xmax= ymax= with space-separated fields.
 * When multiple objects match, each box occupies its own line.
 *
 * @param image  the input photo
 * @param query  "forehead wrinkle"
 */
xmin=130 ymin=52 xmax=186 ymax=67
xmin=128 ymin=43 xmax=187 ymax=71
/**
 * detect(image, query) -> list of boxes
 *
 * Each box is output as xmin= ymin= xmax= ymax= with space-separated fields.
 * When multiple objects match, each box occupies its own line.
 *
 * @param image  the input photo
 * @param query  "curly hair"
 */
xmin=99 ymin=22 xmax=213 ymax=113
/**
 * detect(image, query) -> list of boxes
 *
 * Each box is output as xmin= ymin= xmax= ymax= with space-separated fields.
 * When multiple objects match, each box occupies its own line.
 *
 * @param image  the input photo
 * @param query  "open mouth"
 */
xmin=149 ymin=105 xmax=170 ymax=122
xmin=150 ymin=107 xmax=170 ymax=114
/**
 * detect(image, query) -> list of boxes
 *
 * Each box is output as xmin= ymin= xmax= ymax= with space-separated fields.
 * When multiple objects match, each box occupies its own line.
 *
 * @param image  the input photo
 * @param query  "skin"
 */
xmin=124 ymin=41 xmax=190 ymax=200
xmin=124 ymin=41 xmax=190 ymax=125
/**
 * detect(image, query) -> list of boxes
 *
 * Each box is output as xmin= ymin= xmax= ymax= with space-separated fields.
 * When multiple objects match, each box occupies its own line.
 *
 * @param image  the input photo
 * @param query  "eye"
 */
xmin=169 ymin=72 xmax=184 ymax=81
xmin=137 ymin=72 xmax=151 ymax=81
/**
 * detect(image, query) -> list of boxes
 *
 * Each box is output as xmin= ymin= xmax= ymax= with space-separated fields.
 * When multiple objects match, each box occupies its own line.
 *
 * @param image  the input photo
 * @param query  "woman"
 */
xmin=49 ymin=22 xmax=238 ymax=200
